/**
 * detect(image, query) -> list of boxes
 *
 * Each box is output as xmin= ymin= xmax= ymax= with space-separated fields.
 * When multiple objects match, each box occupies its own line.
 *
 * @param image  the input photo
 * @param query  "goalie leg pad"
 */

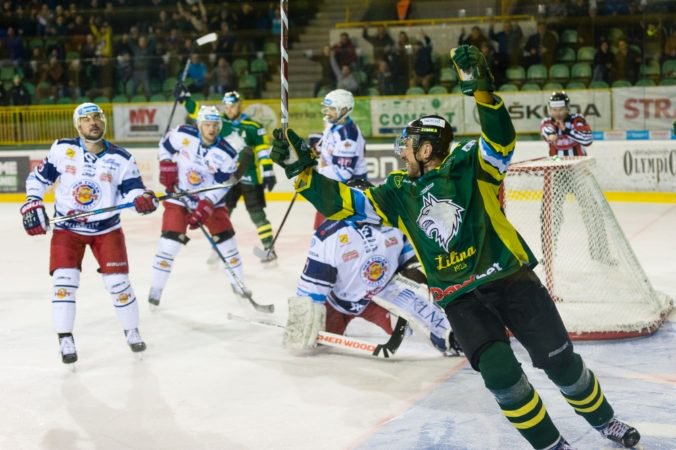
xmin=283 ymin=296 xmax=326 ymax=351
xmin=52 ymin=268 xmax=79 ymax=333
xmin=372 ymin=274 xmax=452 ymax=352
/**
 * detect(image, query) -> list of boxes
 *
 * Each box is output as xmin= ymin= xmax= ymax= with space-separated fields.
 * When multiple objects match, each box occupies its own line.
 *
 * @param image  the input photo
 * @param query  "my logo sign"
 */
xmin=129 ymin=108 xmax=159 ymax=133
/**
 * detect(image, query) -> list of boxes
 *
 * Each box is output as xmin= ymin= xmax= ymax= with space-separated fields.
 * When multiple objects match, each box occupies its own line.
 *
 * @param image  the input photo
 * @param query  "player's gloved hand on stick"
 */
xmin=159 ymin=160 xmax=178 ymax=193
xmin=450 ymin=44 xmax=495 ymax=96
xmin=263 ymin=174 xmax=276 ymax=191
xmin=187 ymin=198 xmax=214 ymax=229
xmin=270 ymin=128 xmax=317 ymax=178
xmin=134 ymin=190 xmax=158 ymax=215
xmin=173 ymin=82 xmax=191 ymax=103
xmin=20 ymin=198 xmax=49 ymax=236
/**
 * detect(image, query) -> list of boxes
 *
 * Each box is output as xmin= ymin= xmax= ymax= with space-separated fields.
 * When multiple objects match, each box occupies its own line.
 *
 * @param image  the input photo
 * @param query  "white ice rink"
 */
xmin=1 ymin=199 xmax=675 ymax=450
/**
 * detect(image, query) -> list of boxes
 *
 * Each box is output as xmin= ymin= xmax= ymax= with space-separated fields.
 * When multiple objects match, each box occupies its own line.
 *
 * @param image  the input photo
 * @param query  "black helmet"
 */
xmin=222 ymin=91 xmax=242 ymax=105
xmin=346 ymin=178 xmax=374 ymax=191
xmin=548 ymin=91 xmax=569 ymax=109
xmin=395 ymin=115 xmax=453 ymax=159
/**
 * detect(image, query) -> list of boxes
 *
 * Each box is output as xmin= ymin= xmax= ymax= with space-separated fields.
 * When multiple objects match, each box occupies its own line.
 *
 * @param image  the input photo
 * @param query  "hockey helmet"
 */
xmin=346 ymin=178 xmax=374 ymax=191
xmin=394 ymin=115 xmax=453 ymax=159
xmin=321 ymin=89 xmax=354 ymax=123
xmin=222 ymin=91 xmax=242 ymax=105
xmin=73 ymin=102 xmax=106 ymax=143
xmin=196 ymin=105 xmax=223 ymax=134
xmin=548 ymin=91 xmax=570 ymax=109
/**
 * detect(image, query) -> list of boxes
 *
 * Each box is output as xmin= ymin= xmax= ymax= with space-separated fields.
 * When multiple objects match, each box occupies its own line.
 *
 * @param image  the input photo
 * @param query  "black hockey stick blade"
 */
xmin=245 ymin=292 xmax=275 ymax=314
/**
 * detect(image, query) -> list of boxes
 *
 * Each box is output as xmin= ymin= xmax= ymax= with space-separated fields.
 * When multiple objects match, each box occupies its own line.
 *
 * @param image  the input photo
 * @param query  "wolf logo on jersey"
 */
xmin=417 ymin=193 xmax=464 ymax=252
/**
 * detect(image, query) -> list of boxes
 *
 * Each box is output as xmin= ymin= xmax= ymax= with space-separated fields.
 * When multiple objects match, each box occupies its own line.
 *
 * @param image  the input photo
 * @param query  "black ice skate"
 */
xmin=596 ymin=417 xmax=640 ymax=448
xmin=551 ymin=436 xmax=575 ymax=450
xmin=58 ymin=333 xmax=78 ymax=364
xmin=124 ymin=328 xmax=147 ymax=353
xmin=148 ymin=288 xmax=161 ymax=309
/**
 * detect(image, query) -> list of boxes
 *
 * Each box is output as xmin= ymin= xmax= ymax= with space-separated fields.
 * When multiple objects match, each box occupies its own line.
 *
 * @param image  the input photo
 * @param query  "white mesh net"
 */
xmin=504 ymin=156 xmax=673 ymax=339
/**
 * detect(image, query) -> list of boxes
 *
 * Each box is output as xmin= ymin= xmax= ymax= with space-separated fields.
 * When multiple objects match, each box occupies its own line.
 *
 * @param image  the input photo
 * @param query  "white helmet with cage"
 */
xmin=321 ymin=89 xmax=354 ymax=123
xmin=196 ymin=105 xmax=223 ymax=133
xmin=73 ymin=102 xmax=107 ymax=143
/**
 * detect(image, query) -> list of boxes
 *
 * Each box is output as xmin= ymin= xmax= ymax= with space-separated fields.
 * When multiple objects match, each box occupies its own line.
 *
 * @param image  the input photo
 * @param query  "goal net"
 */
xmin=503 ymin=156 xmax=673 ymax=340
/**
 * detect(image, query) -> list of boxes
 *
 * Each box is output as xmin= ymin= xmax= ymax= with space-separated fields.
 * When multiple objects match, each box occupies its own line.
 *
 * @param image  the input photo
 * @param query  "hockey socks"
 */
xmin=103 ymin=273 xmax=140 ymax=331
xmin=216 ymin=237 xmax=246 ymax=295
xmin=545 ymin=352 xmax=614 ymax=427
xmin=149 ymin=237 xmax=183 ymax=303
xmin=52 ymin=268 xmax=79 ymax=333
xmin=479 ymin=342 xmax=561 ymax=449
xmin=250 ymin=209 xmax=273 ymax=248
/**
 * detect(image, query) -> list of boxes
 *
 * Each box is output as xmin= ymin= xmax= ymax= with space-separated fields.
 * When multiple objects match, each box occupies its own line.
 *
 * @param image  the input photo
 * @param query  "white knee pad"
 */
xmin=102 ymin=273 xmax=137 ymax=308
xmin=52 ymin=268 xmax=80 ymax=333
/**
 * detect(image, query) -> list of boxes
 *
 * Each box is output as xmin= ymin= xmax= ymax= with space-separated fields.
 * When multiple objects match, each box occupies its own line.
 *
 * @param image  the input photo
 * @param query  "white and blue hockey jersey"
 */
xmin=317 ymin=118 xmax=368 ymax=182
xmin=25 ymin=138 xmax=147 ymax=235
xmin=297 ymin=220 xmax=415 ymax=316
xmin=160 ymin=124 xmax=240 ymax=208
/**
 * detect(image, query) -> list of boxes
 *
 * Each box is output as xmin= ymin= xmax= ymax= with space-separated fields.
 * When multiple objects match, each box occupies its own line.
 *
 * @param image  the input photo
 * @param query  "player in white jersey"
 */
xmin=21 ymin=102 xmax=158 ymax=364
xmin=285 ymin=179 xmax=459 ymax=357
xmin=149 ymin=105 xmax=250 ymax=307
xmin=312 ymin=89 xmax=368 ymax=229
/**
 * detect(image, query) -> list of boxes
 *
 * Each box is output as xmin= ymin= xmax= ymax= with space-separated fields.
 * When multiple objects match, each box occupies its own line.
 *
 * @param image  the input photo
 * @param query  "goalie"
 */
xmin=283 ymin=179 xmax=460 ymax=358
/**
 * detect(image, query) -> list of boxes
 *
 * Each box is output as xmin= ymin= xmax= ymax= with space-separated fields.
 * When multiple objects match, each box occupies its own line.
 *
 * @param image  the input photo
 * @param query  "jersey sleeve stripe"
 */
xmin=328 ymin=182 xmax=359 ymax=221
xmin=118 ymin=177 xmax=144 ymax=196
xmin=479 ymin=137 xmax=511 ymax=173
xmin=363 ymin=189 xmax=391 ymax=226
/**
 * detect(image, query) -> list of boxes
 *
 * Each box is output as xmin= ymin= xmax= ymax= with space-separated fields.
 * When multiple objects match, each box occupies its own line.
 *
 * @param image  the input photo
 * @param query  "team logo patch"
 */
xmin=159 ymin=260 xmax=170 ymax=269
xmin=71 ymin=180 xmax=101 ymax=209
xmin=417 ymin=193 xmax=464 ymax=252
xmin=65 ymin=165 xmax=77 ymax=174
xmin=182 ymin=138 xmax=190 ymax=147
xmin=66 ymin=148 xmax=76 ymax=158
xmin=186 ymin=169 xmax=204 ymax=186
xmin=342 ymin=250 xmax=359 ymax=262
xmin=360 ymin=256 xmax=389 ymax=288
xmin=99 ymin=172 xmax=112 ymax=182
xmin=118 ymin=293 xmax=129 ymax=304
xmin=384 ymin=236 xmax=398 ymax=247
xmin=55 ymin=288 xmax=70 ymax=299
xmin=339 ymin=234 xmax=349 ymax=245
xmin=393 ymin=175 xmax=403 ymax=188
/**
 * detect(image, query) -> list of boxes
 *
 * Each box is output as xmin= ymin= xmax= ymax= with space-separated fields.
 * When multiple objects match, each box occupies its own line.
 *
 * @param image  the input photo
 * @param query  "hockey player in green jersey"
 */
xmin=176 ymin=87 xmax=277 ymax=262
xmin=269 ymin=45 xmax=640 ymax=450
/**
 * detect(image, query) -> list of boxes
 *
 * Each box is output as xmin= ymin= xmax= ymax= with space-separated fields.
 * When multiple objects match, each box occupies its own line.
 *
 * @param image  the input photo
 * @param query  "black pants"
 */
xmin=225 ymin=183 xmax=266 ymax=213
xmin=445 ymin=266 xmax=573 ymax=371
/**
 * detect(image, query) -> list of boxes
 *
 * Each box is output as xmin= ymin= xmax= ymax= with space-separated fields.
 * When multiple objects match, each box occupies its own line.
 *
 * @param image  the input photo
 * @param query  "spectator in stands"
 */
xmin=237 ymin=2 xmax=258 ymax=31
xmin=388 ymin=31 xmax=411 ymax=94
xmin=217 ymin=21 xmax=237 ymax=62
xmin=480 ymin=41 xmax=505 ymax=87
xmin=177 ymin=0 xmax=208 ymax=33
xmin=362 ymin=25 xmax=394 ymax=62
xmin=46 ymin=54 xmax=68 ymax=100
xmin=524 ymin=22 xmax=557 ymax=68
xmin=612 ymin=38 xmax=641 ymax=84
xmin=374 ymin=58 xmax=395 ymax=95
xmin=10 ymin=74 xmax=31 ymax=106
xmin=305 ymin=46 xmax=336 ymax=98
xmin=599 ymin=0 xmax=630 ymax=16
xmin=458 ymin=26 xmax=488 ymax=50
xmin=186 ymin=52 xmax=208 ymax=94
xmin=5 ymin=27 xmax=25 ymax=64
xmin=332 ymin=32 xmax=358 ymax=69
xmin=642 ymin=22 xmax=664 ymax=64
xmin=330 ymin=48 xmax=359 ymax=95
xmin=664 ymin=29 xmax=676 ymax=70
xmin=129 ymin=35 xmax=154 ymax=99
xmin=0 ymin=81 xmax=8 ymax=106
xmin=488 ymin=19 xmax=523 ymax=67
xmin=210 ymin=56 xmax=235 ymax=95
xmin=592 ymin=40 xmax=614 ymax=84
xmin=155 ymin=10 xmax=174 ymax=35
xmin=412 ymin=30 xmax=434 ymax=92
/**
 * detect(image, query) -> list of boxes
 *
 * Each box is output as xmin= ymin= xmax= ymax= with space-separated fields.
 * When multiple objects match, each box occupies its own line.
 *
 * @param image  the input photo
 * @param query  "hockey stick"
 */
xmin=226 ymin=313 xmax=405 ymax=359
xmin=50 ymin=180 xmax=237 ymax=224
xmin=164 ymin=32 xmax=218 ymax=136
xmin=252 ymin=191 xmax=297 ymax=260
xmin=177 ymin=189 xmax=274 ymax=314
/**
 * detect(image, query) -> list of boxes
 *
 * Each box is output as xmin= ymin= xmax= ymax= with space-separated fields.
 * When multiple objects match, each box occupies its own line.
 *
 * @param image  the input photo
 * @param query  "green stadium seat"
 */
xmin=608 ymin=28 xmax=625 ymax=44
xmin=163 ymin=77 xmax=178 ymax=93
xmin=94 ymin=96 xmax=111 ymax=103
xmin=353 ymin=70 xmax=368 ymax=87
xmin=406 ymin=86 xmax=425 ymax=95
xmin=498 ymin=83 xmax=519 ymax=92
xmin=451 ymin=84 xmax=463 ymax=93
xmin=521 ymin=82 xmax=541 ymax=91
xmin=634 ymin=79 xmax=655 ymax=87
xmin=316 ymin=86 xmax=331 ymax=98
xmin=556 ymin=47 xmax=576 ymax=64
xmin=39 ymin=97 xmax=54 ymax=104
xmin=238 ymin=74 xmax=257 ymax=89
xmin=250 ymin=58 xmax=268 ymax=75
xmin=0 ymin=66 xmax=15 ymax=82
xmin=112 ymin=94 xmax=128 ymax=103
xmin=76 ymin=96 xmax=90 ymax=103
xmin=639 ymin=63 xmax=660 ymax=79
xmin=611 ymin=79 xmax=632 ymax=88
xmin=440 ymin=67 xmax=457 ymax=83
xmin=57 ymin=97 xmax=73 ymax=104
xmin=549 ymin=64 xmax=570 ymax=82
xmin=659 ymin=78 xmax=676 ymax=86
xmin=24 ymin=82 xmax=35 ymax=96
xmin=571 ymin=63 xmax=592 ymax=80
xmin=367 ymin=86 xmax=381 ymax=96
xmin=264 ymin=41 xmax=280 ymax=56
xmin=150 ymin=94 xmax=167 ymax=101
xmin=560 ymin=29 xmax=578 ymax=46
xmin=29 ymin=37 xmax=44 ymax=50
xmin=130 ymin=95 xmax=147 ymax=102
xmin=526 ymin=64 xmax=547 ymax=82
xmin=66 ymin=51 xmax=80 ymax=62
xmin=428 ymin=85 xmax=448 ymax=95
xmin=191 ymin=93 xmax=205 ymax=101
xmin=208 ymin=92 xmax=223 ymax=101
xmin=543 ymin=82 xmax=564 ymax=91
xmin=661 ymin=60 xmax=676 ymax=77
xmin=577 ymin=46 xmax=596 ymax=62
xmin=232 ymin=59 xmax=249 ymax=77
xmin=566 ymin=80 xmax=587 ymax=90
xmin=588 ymin=80 xmax=609 ymax=89
xmin=506 ymin=66 xmax=526 ymax=83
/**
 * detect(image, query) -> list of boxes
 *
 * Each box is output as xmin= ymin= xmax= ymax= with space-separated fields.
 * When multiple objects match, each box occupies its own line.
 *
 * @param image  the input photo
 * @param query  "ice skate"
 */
xmin=58 ymin=333 xmax=77 ymax=365
xmin=260 ymin=247 xmax=278 ymax=267
xmin=148 ymin=288 xmax=162 ymax=311
xmin=550 ymin=436 xmax=575 ymax=450
xmin=596 ymin=417 xmax=640 ymax=448
xmin=125 ymin=328 xmax=147 ymax=354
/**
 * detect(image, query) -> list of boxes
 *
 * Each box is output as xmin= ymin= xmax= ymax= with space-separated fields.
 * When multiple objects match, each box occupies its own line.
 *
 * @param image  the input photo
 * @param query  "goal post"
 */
xmin=503 ymin=156 xmax=673 ymax=340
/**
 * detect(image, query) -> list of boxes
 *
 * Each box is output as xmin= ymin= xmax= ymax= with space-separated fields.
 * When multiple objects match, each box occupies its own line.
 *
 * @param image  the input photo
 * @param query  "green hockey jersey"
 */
xmin=184 ymin=98 xmax=273 ymax=185
xmin=292 ymin=97 xmax=536 ymax=307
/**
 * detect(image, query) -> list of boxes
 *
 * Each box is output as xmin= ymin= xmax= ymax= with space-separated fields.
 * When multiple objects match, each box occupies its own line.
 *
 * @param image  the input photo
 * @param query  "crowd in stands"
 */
xmin=0 ymin=0 xmax=315 ymax=106
xmin=0 ymin=0 xmax=675 ymax=107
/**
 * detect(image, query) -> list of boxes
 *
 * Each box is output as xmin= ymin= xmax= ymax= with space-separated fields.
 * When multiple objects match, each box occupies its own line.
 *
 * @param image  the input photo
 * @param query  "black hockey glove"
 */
xmin=450 ymin=45 xmax=495 ymax=96
xmin=270 ymin=128 xmax=317 ymax=178
xmin=173 ymin=82 xmax=191 ymax=103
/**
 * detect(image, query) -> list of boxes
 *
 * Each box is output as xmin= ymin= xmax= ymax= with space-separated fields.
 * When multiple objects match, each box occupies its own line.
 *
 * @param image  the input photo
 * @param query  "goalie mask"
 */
xmin=394 ymin=115 xmax=453 ymax=160
xmin=321 ymin=89 xmax=354 ymax=124
xmin=73 ymin=102 xmax=107 ymax=144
